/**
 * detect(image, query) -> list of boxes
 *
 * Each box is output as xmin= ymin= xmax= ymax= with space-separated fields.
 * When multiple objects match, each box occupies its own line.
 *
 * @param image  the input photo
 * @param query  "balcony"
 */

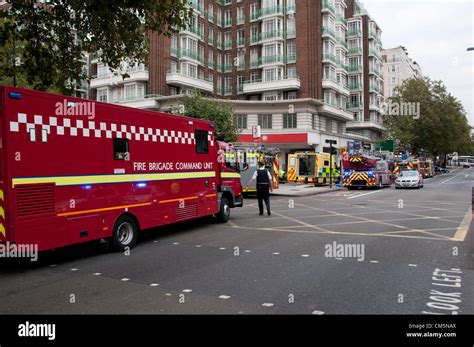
xmin=322 ymin=78 xmax=350 ymax=96
xmin=370 ymin=84 xmax=382 ymax=94
xmin=174 ymin=48 xmax=205 ymax=65
xmin=348 ymin=83 xmax=363 ymax=91
xmin=347 ymin=47 xmax=362 ymax=55
xmin=322 ymin=27 xmax=336 ymax=39
xmin=347 ymin=101 xmax=363 ymax=110
xmin=258 ymin=5 xmax=284 ymax=19
xmin=189 ymin=1 xmax=204 ymax=14
xmin=90 ymin=67 xmax=148 ymax=88
xmin=258 ymin=54 xmax=286 ymax=67
xmin=166 ymin=70 xmax=213 ymax=93
xmin=369 ymin=48 xmax=381 ymax=59
xmin=108 ymin=94 xmax=160 ymax=109
xmin=321 ymin=0 xmax=335 ymax=13
xmin=318 ymin=101 xmax=353 ymax=121
xmin=347 ymin=65 xmax=363 ymax=73
xmin=346 ymin=120 xmax=385 ymax=131
xmin=260 ymin=29 xmax=285 ymax=42
xmin=237 ymin=15 xmax=245 ymax=25
xmin=322 ymin=52 xmax=336 ymax=64
xmin=346 ymin=29 xmax=362 ymax=37
xmin=181 ymin=26 xmax=204 ymax=40
xmin=336 ymin=14 xmax=347 ymax=26
xmin=242 ymin=76 xmax=300 ymax=94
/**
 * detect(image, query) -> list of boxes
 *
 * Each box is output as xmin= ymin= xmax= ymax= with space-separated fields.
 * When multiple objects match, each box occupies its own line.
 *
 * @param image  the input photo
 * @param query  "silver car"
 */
xmin=395 ymin=170 xmax=424 ymax=189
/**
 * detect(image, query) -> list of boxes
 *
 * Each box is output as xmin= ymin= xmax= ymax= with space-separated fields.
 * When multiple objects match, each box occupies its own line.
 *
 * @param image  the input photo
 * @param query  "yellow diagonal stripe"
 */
xmin=0 ymin=190 xmax=3 ymax=201
xmin=0 ymin=224 xmax=5 ymax=238
xmin=0 ymin=207 xmax=4 ymax=219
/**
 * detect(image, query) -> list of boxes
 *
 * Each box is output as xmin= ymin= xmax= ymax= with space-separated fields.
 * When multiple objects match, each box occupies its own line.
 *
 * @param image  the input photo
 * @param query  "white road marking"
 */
xmin=312 ymin=310 xmax=325 ymax=315
xmin=301 ymin=254 xmax=310 ymax=257
xmin=370 ymin=260 xmax=379 ymax=263
xmin=219 ymin=295 xmax=231 ymax=300
xmin=93 ymin=272 xmax=102 ymax=276
xmin=165 ymin=293 xmax=172 ymax=296
xmin=262 ymin=303 xmax=274 ymax=307
xmin=70 ymin=268 xmax=78 ymax=271
xmin=153 ymin=240 xmax=158 ymax=243
xmin=272 ymin=252 xmax=280 ymax=255
xmin=453 ymin=208 xmax=472 ymax=241
xmin=346 ymin=190 xmax=384 ymax=199
xmin=182 ymin=289 xmax=192 ymax=293
xmin=219 ymin=247 xmax=226 ymax=250
xmin=172 ymin=242 xmax=179 ymax=245
xmin=335 ymin=258 xmax=343 ymax=260
xmin=441 ymin=174 xmax=463 ymax=184
xmin=121 ymin=278 xmax=130 ymax=281
xmin=245 ymin=250 xmax=251 ymax=253
xmin=49 ymin=264 xmax=57 ymax=268
xmin=196 ymin=245 xmax=202 ymax=248
xmin=149 ymin=283 xmax=159 ymax=287
xmin=409 ymin=264 xmax=417 ymax=267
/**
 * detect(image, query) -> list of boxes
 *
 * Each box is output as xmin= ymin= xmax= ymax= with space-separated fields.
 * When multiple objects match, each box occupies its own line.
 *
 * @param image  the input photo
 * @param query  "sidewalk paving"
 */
xmin=271 ymin=183 xmax=345 ymax=197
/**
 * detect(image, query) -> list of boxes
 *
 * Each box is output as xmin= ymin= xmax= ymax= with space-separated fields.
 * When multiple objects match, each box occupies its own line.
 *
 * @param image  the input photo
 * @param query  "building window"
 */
xmin=283 ymin=113 xmax=297 ymax=129
xmin=113 ymin=138 xmax=129 ymax=160
xmin=97 ymin=88 xmax=108 ymax=102
xmin=258 ymin=114 xmax=272 ymax=129
xmin=234 ymin=114 xmax=247 ymax=129
xmin=195 ymin=129 xmax=209 ymax=154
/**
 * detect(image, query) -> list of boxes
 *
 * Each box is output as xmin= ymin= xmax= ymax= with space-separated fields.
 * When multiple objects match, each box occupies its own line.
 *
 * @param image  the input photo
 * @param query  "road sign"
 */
xmin=340 ymin=147 xmax=348 ymax=154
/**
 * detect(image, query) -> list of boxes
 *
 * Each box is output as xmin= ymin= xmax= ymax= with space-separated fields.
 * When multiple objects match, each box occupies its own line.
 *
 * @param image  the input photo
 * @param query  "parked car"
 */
xmin=395 ymin=170 xmax=424 ymax=189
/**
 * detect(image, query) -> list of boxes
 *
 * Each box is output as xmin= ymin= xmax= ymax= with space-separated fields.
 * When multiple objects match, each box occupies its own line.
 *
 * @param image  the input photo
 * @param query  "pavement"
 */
xmin=0 ymin=166 xmax=472 ymax=314
xmin=272 ymin=182 xmax=344 ymax=197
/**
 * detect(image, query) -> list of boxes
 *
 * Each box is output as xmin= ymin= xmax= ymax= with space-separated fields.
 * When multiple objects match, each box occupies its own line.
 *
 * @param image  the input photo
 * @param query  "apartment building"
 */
xmin=381 ymin=46 xmax=423 ymax=99
xmin=343 ymin=0 xmax=384 ymax=145
xmin=89 ymin=0 xmax=385 ymax=165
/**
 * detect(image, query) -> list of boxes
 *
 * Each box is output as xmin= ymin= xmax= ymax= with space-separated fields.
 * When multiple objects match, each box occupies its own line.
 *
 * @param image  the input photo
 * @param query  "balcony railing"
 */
xmin=322 ymin=27 xmax=336 ymax=38
xmin=172 ymin=48 xmax=205 ymax=65
xmin=346 ymin=29 xmax=362 ymax=37
xmin=258 ymin=54 xmax=286 ymax=65
xmin=347 ymin=102 xmax=363 ymax=109
xmin=347 ymin=65 xmax=363 ymax=73
xmin=348 ymin=83 xmax=363 ymax=90
xmin=259 ymin=5 xmax=284 ymax=18
xmin=243 ymin=75 xmax=300 ymax=84
xmin=167 ymin=70 xmax=212 ymax=83
xmin=322 ymin=0 xmax=335 ymax=13
xmin=370 ymin=84 xmax=382 ymax=94
xmin=237 ymin=15 xmax=245 ymax=25
xmin=322 ymin=52 xmax=336 ymax=63
xmin=348 ymin=47 xmax=362 ymax=55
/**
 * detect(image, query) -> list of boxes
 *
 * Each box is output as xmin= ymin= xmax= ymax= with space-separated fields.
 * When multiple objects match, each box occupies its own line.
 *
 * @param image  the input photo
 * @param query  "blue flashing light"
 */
xmin=83 ymin=185 xmax=92 ymax=190
xmin=367 ymin=171 xmax=374 ymax=177
xmin=136 ymin=182 xmax=147 ymax=188
xmin=8 ymin=92 xmax=22 ymax=100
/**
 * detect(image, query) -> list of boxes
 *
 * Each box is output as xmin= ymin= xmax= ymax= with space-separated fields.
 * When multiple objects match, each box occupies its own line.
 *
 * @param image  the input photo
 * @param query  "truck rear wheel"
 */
xmin=111 ymin=215 xmax=138 ymax=252
xmin=216 ymin=197 xmax=230 ymax=223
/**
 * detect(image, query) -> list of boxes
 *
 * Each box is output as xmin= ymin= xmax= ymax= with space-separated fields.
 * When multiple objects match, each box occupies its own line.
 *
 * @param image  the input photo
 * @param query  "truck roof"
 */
xmin=0 ymin=86 xmax=214 ymax=127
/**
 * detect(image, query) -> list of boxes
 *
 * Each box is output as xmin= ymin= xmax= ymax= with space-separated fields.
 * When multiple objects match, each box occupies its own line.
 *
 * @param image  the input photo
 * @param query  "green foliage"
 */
xmin=0 ymin=0 xmax=192 ymax=94
xmin=181 ymin=93 xmax=239 ymax=143
xmin=383 ymin=77 xmax=472 ymax=157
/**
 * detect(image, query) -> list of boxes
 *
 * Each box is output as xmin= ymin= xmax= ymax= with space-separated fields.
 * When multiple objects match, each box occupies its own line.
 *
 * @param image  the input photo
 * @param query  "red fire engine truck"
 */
xmin=342 ymin=154 xmax=394 ymax=189
xmin=0 ymin=87 xmax=243 ymax=252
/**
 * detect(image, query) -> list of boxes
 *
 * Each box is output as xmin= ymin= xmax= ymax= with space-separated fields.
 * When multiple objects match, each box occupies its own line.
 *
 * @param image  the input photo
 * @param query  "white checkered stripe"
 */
xmin=9 ymin=113 xmax=216 ymax=146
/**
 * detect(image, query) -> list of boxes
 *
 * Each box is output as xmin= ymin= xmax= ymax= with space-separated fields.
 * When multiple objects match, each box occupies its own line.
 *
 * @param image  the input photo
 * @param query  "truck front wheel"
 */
xmin=216 ymin=197 xmax=230 ymax=223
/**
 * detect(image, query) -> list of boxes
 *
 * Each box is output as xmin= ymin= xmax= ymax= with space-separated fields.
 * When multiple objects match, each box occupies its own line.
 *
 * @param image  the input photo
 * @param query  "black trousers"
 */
xmin=256 ymin=184 xmax=271 ymax=214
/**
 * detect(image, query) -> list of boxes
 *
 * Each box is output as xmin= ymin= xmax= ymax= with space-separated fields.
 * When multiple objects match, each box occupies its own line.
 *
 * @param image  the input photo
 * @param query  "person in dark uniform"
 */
xmin=247 ymin=161 xmax=273 ymax=216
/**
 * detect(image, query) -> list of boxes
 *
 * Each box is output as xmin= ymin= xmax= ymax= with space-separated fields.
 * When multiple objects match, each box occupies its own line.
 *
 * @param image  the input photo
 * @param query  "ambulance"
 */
xmin=287 ymin=152 xmax=340 ymax=185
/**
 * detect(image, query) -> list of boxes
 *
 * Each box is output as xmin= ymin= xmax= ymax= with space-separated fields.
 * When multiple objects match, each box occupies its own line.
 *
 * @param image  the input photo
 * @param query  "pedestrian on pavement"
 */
xmin=247 ymin=160 xmax=273 ymax=216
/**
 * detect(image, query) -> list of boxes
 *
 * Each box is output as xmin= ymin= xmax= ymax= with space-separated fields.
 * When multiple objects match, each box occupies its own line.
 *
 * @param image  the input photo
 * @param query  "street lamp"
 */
xmin=325 ymin=139 xmax=337 ymax=188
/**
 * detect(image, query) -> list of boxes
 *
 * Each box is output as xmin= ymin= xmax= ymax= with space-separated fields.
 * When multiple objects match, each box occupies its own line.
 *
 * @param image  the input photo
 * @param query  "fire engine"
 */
xmin=0 ymin=87 xmax=243 ymax=252
xmin=342 ymin=154 xmax=394 ymax=189
xmin=287 ymin=152 xmax=340 ymax=185
xmin=393 ymin=158 xmax=434 ymax=178
xmin=225 ymin=146 xmax=279 ymax=194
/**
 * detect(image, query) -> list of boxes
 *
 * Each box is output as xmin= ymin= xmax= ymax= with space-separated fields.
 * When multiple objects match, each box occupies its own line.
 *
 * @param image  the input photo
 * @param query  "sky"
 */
xmin=362 ymin=0 xmax=474 ymax=125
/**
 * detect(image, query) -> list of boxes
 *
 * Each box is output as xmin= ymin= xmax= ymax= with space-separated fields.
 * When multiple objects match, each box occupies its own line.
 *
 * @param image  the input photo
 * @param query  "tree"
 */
xmin=180 ymin=93 xmax=239 ymax=143
xmin=0 ymin=0 xmax=192 ymax=94
xmin=383 ymin=78 xmax=472 ymax=161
